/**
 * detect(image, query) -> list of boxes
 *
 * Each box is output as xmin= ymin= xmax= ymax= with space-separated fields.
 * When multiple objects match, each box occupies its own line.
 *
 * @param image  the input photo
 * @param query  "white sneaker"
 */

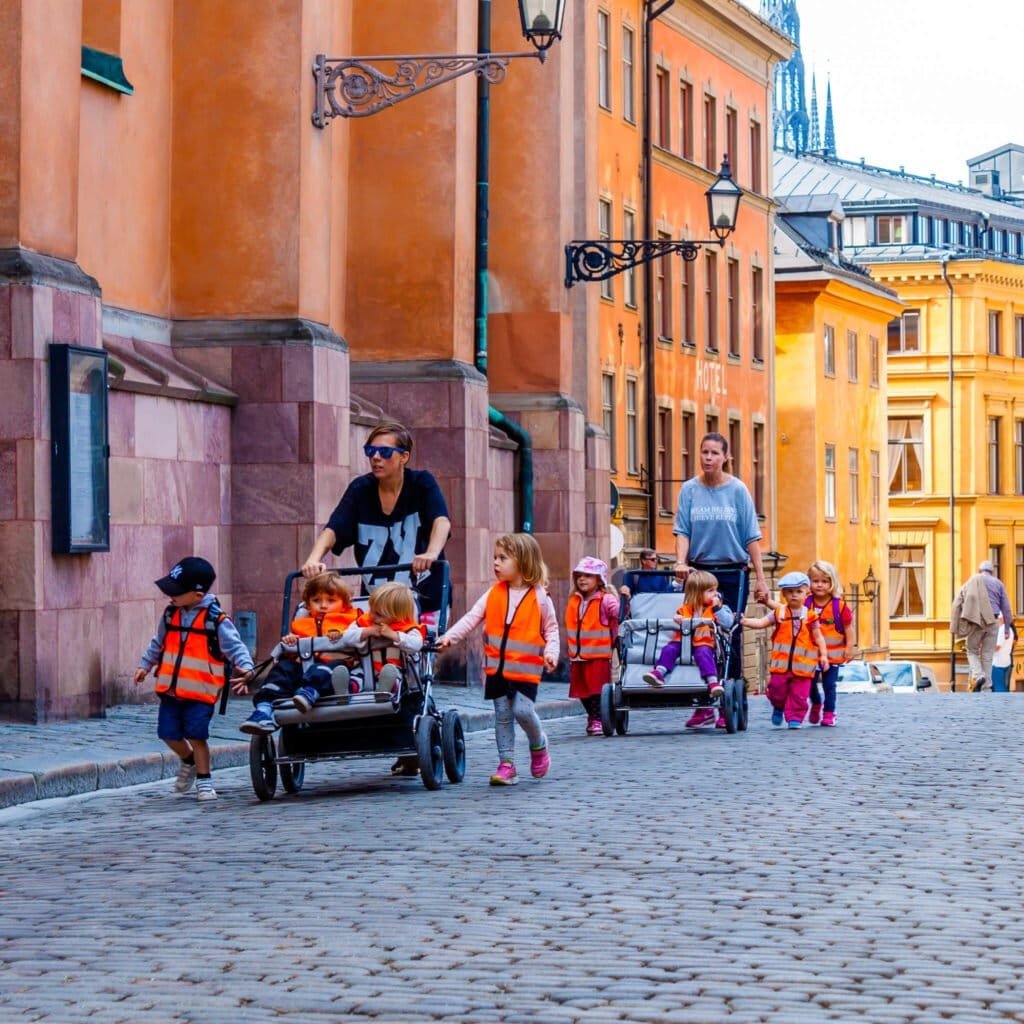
xmin=174 ymin=761 xmax=197 ymax=793
xmin=196 ymin=779 xmax=218 ymax=802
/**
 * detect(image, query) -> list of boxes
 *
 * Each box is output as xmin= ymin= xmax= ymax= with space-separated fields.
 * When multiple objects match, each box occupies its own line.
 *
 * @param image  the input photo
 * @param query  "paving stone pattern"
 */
xmin=2 ymin=693 xmax=1024 ymax=1023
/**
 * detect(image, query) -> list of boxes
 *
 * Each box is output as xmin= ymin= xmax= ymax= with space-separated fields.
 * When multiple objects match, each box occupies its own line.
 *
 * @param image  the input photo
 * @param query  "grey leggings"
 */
xmin=493 ymin=692 xmax=546 ymax=763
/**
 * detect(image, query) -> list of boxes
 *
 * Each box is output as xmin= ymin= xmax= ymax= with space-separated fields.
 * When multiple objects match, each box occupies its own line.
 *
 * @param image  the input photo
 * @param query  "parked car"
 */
xmin=871 ymin=660 xmax=936 ymax=693
xmin=836 ymin=660 xmax=891 ymax=694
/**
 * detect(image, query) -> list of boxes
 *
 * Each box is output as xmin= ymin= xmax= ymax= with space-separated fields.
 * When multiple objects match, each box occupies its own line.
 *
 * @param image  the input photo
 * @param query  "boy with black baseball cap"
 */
xmin=135 ymin=556 xmax=254 ymax=801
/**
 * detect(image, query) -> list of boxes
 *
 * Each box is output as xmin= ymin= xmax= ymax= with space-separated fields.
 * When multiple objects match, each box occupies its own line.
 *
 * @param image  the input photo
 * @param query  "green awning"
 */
xmin=81 ymin=46 xmax=133 ymax=96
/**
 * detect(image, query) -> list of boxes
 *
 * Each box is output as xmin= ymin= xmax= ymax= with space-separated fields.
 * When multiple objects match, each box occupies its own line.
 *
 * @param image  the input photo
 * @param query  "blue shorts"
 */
xmin=157 ymin=695 xmax=216 ymax=742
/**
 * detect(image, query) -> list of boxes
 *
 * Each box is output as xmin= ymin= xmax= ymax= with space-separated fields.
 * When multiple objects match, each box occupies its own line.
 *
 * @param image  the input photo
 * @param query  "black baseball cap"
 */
xmin=155 ymin=556 xmax=216 ymax=597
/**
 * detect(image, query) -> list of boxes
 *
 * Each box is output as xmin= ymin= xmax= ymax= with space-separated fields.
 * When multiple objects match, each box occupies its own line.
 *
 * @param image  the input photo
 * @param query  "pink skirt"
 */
xmin=568 ymin=658 xmax=612 ymax=699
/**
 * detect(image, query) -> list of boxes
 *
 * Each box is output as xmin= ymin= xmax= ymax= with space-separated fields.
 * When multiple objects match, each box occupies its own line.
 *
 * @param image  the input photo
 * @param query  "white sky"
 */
xmin=740 ymin=0 xmax=1024 ymax=185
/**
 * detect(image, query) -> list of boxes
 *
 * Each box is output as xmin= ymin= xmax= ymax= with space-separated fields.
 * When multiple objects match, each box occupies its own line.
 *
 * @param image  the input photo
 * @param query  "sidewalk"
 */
xmin=0 ymin=683 xmax=580 ymax=810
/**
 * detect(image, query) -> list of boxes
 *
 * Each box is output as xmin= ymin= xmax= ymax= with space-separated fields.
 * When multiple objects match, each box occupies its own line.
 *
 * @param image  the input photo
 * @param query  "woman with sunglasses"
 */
xmin=301 ymin=421 xmax=451 ymax=623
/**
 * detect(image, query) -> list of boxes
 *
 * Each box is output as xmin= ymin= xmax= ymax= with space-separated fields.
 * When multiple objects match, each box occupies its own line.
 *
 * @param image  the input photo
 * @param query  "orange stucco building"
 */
xmin=1 ymin=0 xmax=610 ymax=720
xmin=590 ymin=0 xmax=791 ymax=560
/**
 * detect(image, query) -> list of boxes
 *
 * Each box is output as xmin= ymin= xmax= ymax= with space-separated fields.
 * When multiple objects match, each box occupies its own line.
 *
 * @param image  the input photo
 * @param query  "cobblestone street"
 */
xmin=3 ymin=693 xmax=1024 ymax=1023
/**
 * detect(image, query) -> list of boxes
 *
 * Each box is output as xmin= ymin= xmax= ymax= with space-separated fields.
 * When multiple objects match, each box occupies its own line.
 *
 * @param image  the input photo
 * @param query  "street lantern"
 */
xmin=861 ymin=565 xmax=879 ymax=602
xmin=519 ymin=0 xmax=567 ymax=52
xmin=706 ymin=157 xmax=743 ymax=242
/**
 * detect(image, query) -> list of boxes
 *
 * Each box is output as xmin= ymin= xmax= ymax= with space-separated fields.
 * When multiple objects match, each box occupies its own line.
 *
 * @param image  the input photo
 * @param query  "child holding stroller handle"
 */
xmin=240 ymin=573 xmax=359 ymax=735
xmin=342 ymin=581 xmax=426 ymax=697
xmin=438 ymin=533 xmax=559 ymax=786
xmin=565 ymin=557 xmax=620 ymax=736
xmin=741 ymin=570 xmax=829 ymax=730
xmin=643 ymin=570 xmax=735 ymax=729
xmin=135 ymin=556 xmax=255 ymax=802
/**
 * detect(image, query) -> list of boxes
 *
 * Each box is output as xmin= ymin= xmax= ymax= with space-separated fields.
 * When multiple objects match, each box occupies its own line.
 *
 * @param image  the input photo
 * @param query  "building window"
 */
xmin=990 ymin=545 xmax=1003 ymax=581
xmin=657 ymin=407 xmax=672 ymax=511
xmin=679 ymin=81 xmax=693 ymax=160
xmin=725 ymin=106 xmax=738 ymax=176
xmin=681 ymin=257 xmax=695 ymax=346
xmin=656 ymin=232 xmax=672 ymax=339
xmin=824 ymin=324 xmax=836 ymax=377
xmin=848 ymin=447 xmax=860 ymax=521
xmin=889 ymin=545 xmax=925 ymax=618
xmin=749 ymin=121 xmax=762 ymax=193
xmin=751 ymin=266 xmax=764 ymax=362
xmin=598 ymin=198 xmax=613 ymax=301
xmin=621 ymin=26 xmax=635 ymax=123
xmin=824 ymin=444 xmax=836 ymax=520
xmin=727 ymin=258 xmax=740 ymax=358
xmin=680 ymin=411 xmax=695 ymax=482
xmin=869 ymin=335 xmax=880 ymax=386
xmin=1016 ymin=316 xmax=1024 ymax=358
xmin=626 ymin=377 xmax=638 ymax=475
xmin=753 ymin=422 xmax=765 ymax=513
xmin=870 ymin=449 xmax=880 ymax=522
xmin=703 ymin=93 xmax=716 ymax=170
xmin=624 ymin=209 xmax=637 ymax=308
xmin=1016 ymin=420 xmax=1024 ymax=495
xmin=888 ymin=310 xmax=920 ymax=353
xmin=888 ymin=417 xmax=923 ymax=493
xmin=655 ymin=68 xmax=670 ymax=149
xmin=597 ymin=10 xmax=610 ymax=110
xmin=988 ymin=416 xmax=1002 ymax=494
xmin=1017 ymin=546 xmax=1024 ymax=616
xmin=602 ymin=372 xmax=617 ymax=473
xmin=728 ymin=418 xmax=741 ymax=479
xmin=876 ymin=215 xmax=907 ymax=244
xmin=704 ymin=251 xmax=718 ymax=352
xmin=989 ymin=311 xmax=1002 ymax=355
xmin=705 ymin=412 xmax=718 ymax=438
xmin=847 ymin=330 xmax=859 ymax=381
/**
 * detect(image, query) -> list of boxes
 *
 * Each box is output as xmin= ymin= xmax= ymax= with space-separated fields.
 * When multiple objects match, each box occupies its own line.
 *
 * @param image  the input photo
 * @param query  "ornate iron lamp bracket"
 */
xmin=313 ymin=51 xmax=543 ymax=124
xmin=564 ymin=238 xmax=723 ymax=288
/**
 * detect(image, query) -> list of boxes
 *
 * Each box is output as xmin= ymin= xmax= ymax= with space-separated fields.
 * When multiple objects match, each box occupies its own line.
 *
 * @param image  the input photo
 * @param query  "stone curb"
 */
xmin=0 ymin=698 xmax=580 ymax=811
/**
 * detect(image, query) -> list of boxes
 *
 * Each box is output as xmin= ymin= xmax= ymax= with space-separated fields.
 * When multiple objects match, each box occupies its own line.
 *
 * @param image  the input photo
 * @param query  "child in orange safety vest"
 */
xmin=438 ymin=533 xmax=559 ymax=787
xmin=740 ymin=570 xmax=829 ymax=730
xmin=805 ymin=560 xmax=854 ymax=728
xmin=135 ymin=556 xmax=255 ymax=802
xmin=240 ymin=572 xmax=359 ymax=735
xmin=565 ymin=557 xmax=620 ymax=736
xmin=342 ymin=581 xmax=427 ymax=697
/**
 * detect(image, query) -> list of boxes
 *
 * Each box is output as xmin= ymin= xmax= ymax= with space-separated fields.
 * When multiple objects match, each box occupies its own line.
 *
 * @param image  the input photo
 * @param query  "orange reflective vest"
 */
xmin=155 ymin=605 xmax=227 ymax=705
xmin=565 ymin=594 xmax=613 ymax=661
xmin=483 ymin=584 xmax=546 ymax=683
xmin=807 ymin=598 xmax=850 ymax=665
xmin=674 ymin=602 xmax=717 ymax=648
xmin=291 ymin=608 xmax=359 ymax=663
xmin=769 ymin=606 xmax=821 ymax=678
xmin=355 ymin=612 xmax=426 ymax=671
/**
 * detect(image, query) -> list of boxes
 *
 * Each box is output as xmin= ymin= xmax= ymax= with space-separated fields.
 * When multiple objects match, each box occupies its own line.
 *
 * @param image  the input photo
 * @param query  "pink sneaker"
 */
xmin=808 ymin=703 xmax=822 ymax=725
xmin=489 ymin=761 xmax=518 ymax=786
xmin=529 ymin=744 xmax=551 ymax=779
xmin=685 ymin=708 xmax=716 ymax=729
xmin=821 ymin=711 xmax=836 ymax=727
xmin=715 ymin=713 xmax=727 ymax=729
xmin=707 ymin=680 xmax=724 ymax=699
xmin=586 ymin=717 xmax=603 ymax=736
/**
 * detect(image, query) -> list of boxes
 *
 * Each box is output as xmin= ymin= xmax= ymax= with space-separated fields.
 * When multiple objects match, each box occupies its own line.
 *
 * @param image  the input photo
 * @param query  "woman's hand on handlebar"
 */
xmin=301 ymin=559 xmax=327 ymax=579
xmin=411 ymin=553 xmax=435 ymax=575
xmin=673 ymin=562 xmax=689 ymax=579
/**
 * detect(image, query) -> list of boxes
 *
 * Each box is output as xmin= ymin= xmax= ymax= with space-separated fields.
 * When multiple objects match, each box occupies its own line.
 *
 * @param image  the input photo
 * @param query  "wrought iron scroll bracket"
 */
xmin=313 ymin=51 xmax=544 ymax=125
xmin=564 ymin=238 xmax=724 ymax=288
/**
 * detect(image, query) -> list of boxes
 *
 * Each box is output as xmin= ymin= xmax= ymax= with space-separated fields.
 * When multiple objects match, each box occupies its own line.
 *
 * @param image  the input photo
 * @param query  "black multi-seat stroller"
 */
xmin=600 ymin=567 xmax=750 ymax=736
xmin=247 ymin=562 xmax=465 ymax=799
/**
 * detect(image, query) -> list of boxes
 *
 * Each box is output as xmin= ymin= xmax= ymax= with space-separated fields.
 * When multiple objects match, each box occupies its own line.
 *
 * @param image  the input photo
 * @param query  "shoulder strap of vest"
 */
xmin=832 ymin=596 xmax=846 ymax=637
xmin=204 ymin=600 xmax=227 ymax=663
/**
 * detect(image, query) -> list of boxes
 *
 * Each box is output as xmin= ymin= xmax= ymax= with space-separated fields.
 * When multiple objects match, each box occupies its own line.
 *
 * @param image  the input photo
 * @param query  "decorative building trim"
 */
xmin=0 ymin=248 xmax=100 ymax=295
xmin=350 ymin=359 xmax=486 ymax=384
xmin=104 ymin=336 xmax=237 ymax=406
xmin=171 ymin=318 xmax=348 ymax=351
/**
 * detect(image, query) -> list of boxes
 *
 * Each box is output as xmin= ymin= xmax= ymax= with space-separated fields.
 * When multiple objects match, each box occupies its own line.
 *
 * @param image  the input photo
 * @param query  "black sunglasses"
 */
xmin=364 ymin=444 xmax=408 ymax=460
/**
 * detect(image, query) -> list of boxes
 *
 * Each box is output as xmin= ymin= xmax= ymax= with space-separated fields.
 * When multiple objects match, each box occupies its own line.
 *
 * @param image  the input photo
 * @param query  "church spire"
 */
xmin=760 ymin=0 xmax=809 ymax=155
xmin=809 ymin=72 xmax=820 ymax=152
xmin=823 ymin=76 xmax=836 ymax=158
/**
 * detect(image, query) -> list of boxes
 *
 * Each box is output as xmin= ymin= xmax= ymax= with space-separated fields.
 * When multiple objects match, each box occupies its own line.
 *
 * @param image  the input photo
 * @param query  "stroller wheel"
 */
xmin=416 ymin=715 xmax=444 ymax=791
xmin=249 ymin=733 xmax=277 ymax=801
xmin=615 ymin=707 xmax=629 ymax=736
xmin=441 ymin=709 xmax=466 ymax=783
xmin=721 ymin=680 xmax=739 ymax=734
xmin=736 ymin=678 xmax=749 ymax=731
xmin=599 ymin=683 xmax=617 ymax=738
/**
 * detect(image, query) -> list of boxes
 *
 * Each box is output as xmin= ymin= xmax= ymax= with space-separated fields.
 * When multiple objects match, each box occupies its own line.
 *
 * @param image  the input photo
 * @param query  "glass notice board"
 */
xmin=49 ymin=344 xmax=110 ymax=553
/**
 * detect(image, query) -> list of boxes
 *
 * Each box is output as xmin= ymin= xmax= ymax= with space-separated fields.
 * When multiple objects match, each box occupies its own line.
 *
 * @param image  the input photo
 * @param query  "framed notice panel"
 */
xmin=50 ymin=344 xmax=110 ymax=553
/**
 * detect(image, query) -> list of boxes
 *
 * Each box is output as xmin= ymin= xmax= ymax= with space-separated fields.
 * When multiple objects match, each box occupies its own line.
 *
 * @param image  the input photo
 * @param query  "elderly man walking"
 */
xmin=951 ymin=560 xmax=1014 ymax=691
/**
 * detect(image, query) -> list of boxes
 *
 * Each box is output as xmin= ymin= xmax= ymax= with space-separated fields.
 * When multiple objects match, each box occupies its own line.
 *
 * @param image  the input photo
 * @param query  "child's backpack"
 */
xmin=805 ymin=595 xmax=845 ymax=637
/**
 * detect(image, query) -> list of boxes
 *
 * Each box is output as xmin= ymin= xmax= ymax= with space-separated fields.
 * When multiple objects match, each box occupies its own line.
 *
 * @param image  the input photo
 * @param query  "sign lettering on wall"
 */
xmin=695 ymin=359 xmax=727 ymax=398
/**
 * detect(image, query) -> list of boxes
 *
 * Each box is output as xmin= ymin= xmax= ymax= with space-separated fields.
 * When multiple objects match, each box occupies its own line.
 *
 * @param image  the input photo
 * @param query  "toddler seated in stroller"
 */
xmin=240 ymin=572 xmax=361 ymax=734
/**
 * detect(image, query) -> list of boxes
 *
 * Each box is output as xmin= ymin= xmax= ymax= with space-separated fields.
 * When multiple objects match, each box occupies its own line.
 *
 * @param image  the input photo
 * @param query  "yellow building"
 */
xmin=773 ymin=200 xmax=902 ymax=653
xmin=775 ymin=153 xmax=1024 ymax=685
